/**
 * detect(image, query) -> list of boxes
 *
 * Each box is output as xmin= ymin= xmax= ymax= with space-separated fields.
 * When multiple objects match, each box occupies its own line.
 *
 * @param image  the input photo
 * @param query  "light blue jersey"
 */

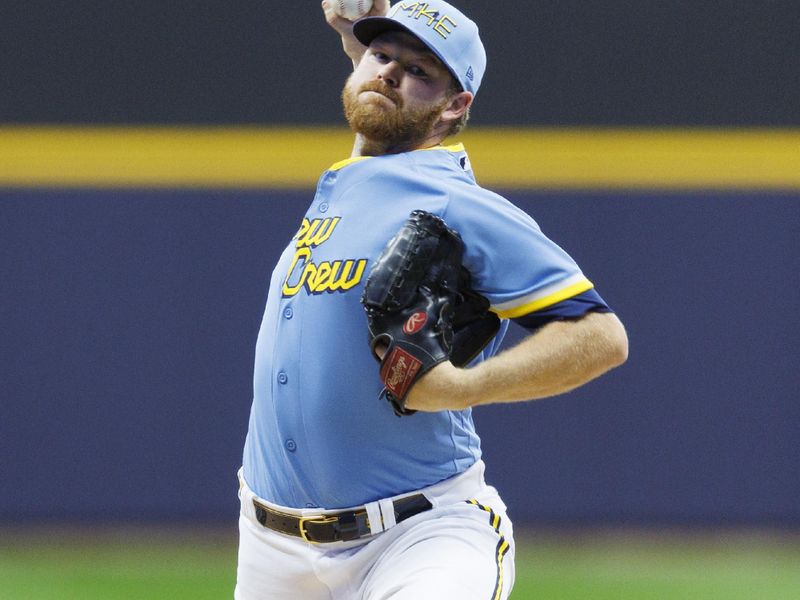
xmin=242 ymin=144 xmax=594 ymax=509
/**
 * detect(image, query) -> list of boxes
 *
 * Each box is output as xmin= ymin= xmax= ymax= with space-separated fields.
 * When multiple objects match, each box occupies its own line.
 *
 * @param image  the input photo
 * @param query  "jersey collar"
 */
xmin=328 ymin=143 xmax=466 ymax=172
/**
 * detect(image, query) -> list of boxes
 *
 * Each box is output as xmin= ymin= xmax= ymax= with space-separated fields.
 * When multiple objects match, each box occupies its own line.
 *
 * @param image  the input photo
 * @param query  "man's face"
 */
xmin=342 ymin=31 xmax=456 ymax=151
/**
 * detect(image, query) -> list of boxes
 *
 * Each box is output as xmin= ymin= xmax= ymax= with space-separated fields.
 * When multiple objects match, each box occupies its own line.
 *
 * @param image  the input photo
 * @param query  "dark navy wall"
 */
xmin=479 ymin=191 xmax=800 ymax=526
xmin=2 ymin=189 xmax=798 ymax=525
xmin=2 ymin=1 xmax=798 ymax=125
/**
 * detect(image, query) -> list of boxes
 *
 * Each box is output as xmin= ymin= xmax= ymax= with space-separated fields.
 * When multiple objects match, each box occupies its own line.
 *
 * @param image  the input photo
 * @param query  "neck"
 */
xmin=350 ymin=123 xmax=450 ymax=158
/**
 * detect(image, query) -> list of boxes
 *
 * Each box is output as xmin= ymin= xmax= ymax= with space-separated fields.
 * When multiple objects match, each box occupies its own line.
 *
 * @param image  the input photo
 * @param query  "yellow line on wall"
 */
xmin=0 ymin=127 xmax=352 ymax=189
xmin=0 ymin=126 xmax=797 ymax=189
xmin=463 ymin=128 xmax=800 ymax=190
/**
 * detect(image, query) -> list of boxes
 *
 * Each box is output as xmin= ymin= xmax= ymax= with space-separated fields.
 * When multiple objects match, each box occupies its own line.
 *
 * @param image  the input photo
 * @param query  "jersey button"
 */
xmin=285 ymin=439 xmax=297 ymax=452
xmin=283 ymin=307 xmax=293 ymax=319
xmin=277 ymin=371 xmax=288 ymax=385
xmin=319 ymin=202 xmax=329 ymax=213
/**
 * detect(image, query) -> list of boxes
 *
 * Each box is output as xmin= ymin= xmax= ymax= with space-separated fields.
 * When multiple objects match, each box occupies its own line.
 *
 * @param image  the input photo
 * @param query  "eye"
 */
xmin=407 ymin=65 xmax=428 ymax=78
xmin=372 ymin=51 xmax=390 ymax=63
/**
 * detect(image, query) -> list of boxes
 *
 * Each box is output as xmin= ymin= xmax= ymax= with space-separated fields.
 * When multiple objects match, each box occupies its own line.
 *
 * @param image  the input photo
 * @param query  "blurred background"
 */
xmin=1 ymin=1 xmax=798 ymax=598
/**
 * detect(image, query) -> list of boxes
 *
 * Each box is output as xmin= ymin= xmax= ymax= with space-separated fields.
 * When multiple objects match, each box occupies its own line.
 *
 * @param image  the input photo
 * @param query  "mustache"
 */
xmin=357 ymin=81 xmax=403 ymax=107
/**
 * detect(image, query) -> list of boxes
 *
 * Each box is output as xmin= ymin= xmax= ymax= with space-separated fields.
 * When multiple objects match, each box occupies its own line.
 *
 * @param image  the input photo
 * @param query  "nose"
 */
xmin=376 ymin=61 xmax=401 ymax=88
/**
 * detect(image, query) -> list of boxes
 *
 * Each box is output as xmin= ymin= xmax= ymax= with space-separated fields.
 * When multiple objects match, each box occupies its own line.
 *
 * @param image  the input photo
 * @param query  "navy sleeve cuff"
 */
xmin=511 ymin=288 xmax=611 ymax=331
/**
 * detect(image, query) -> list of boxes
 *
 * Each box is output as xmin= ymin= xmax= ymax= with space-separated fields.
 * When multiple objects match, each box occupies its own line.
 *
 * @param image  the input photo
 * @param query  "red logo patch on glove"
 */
xmin=403 ymin=311 xmax=428 ymax=335
xmin=380 ymin=347 xmax=423 ymax=399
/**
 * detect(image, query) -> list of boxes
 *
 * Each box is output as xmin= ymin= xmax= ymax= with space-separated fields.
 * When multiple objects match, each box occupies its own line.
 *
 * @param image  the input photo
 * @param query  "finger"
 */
xmin=321 ymin=1 xmax=355 ymax=34
xmin=371 ymin=0 xmax=391 ymax=16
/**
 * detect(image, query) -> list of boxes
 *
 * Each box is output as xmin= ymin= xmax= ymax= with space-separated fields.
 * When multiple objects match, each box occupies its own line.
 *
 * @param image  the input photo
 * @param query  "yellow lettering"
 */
xmin=390 ymin=4 xmax=458 ymax=38
xmin=393 ymin=2 xmax=419 ymax=17
xmin=296 ymin=217 xmax=341 ymax=248
xmin=293 ymin=218 xmax=311 ymax=242
xmin=433 ymin=15 xmax=457 ymax=38
xmin=282 ymin=247 xmax=312 ymax=296
xmin=282 ymin=216 xmax=368 ymax=297
xmin=336 ymin=259 xmax=368 ymax=291
xmin=283 ymin=253 xmax=368 ymax=297
xmin=309 ymin=262 xmax=333 ymax=292
xmin=324 ymin=261 xmax=345 ymax=292
xmin=415 ymin=4 xmax=439 ymax=25
xmin=309 ymin=217 xmax=340 ymax=247
xmin=296 ymin=219 xmax=321 ymax=248
xmin=302 ymin=262 xmax=318 ymax=291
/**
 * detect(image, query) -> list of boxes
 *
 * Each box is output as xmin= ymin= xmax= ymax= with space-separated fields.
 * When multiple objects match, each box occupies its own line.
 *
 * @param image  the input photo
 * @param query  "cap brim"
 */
xmin=352 ymin=17 xmax=461 ymax=89
xmin=352 ymin=17 xmax=414 ymax=48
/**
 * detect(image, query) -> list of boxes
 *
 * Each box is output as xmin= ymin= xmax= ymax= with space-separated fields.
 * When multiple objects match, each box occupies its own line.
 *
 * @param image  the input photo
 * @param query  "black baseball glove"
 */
xmin=361 ymin=210 xmax=500 ymax=416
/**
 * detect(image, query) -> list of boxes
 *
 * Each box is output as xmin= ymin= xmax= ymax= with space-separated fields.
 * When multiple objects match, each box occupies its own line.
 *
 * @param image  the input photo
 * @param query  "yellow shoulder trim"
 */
xmin=494 ymin=278 xmax=595 ymax=319
xmin=327 ymin=143 xmax=465 ymax=171
xmin=422 ymin=142 xmax=465 ymax=153
xmin=328 ymin=155 xmax=371 ymax=172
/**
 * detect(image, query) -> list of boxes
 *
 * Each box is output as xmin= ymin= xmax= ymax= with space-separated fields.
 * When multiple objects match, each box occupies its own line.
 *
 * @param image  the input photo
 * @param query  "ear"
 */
xmin=439 ymin=91 xmax=473 ymax=123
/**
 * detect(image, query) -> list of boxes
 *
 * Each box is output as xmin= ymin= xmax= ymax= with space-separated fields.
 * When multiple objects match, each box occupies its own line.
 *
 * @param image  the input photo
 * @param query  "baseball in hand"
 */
xmin=332 ymin=0 xmax=373 ymax=20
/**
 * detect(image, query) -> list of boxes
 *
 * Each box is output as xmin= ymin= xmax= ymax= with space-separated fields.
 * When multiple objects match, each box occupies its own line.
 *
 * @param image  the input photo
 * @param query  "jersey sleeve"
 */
xmin=511 ymin=288 xmax=611 ymax=331
xmin=442 ymin=187 xmax=602 ymax=321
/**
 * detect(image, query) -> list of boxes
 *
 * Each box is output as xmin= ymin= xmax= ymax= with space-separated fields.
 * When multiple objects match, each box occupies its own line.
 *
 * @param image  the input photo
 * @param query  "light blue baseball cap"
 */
xmin=353 ymin=1 xmax=487 ymax=96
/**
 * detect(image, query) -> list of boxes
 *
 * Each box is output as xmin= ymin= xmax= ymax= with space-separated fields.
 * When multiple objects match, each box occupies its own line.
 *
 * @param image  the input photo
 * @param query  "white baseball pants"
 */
xmin=234 ymin=460 xmax=515 ymax=600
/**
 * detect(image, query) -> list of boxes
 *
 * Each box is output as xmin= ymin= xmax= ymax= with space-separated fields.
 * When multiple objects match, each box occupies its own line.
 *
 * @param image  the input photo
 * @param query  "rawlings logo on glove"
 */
xmin=361 ymin=210 xmax=500 ymax=416
xmin=403 ymin=312 xmax=428 ymax=335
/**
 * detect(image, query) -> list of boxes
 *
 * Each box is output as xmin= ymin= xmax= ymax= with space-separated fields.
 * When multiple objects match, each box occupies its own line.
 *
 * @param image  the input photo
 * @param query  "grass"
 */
xmin=0 ymin=527 xmax=798 ymax=599
xmin=0 ymin=528 xmax=237 ymax=600
xmin=510 ymin=530 xmax=800 ymax=600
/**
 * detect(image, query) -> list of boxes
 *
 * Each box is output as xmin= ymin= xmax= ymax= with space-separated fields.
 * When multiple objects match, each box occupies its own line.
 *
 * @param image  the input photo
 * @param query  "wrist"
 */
xmin=403 ymin=361 xmax=480 ymax=413
xmin=342 ymin=39 xmax=367 ymax=66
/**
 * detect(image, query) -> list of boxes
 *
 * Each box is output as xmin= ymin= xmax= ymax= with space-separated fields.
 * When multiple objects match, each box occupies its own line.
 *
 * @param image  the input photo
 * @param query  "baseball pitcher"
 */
xmin=234 ymin=2 xmax=628 ymax=598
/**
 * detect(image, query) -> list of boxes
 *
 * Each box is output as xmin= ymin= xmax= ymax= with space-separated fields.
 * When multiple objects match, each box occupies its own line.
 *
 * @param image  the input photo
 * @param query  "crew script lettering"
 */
xmin=282 ymin=217 xmax=368 ymax=297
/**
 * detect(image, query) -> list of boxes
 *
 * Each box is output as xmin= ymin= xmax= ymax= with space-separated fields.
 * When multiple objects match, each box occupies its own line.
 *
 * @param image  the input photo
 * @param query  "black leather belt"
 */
xmin=253 ymin=494 xmax=433 ymax=543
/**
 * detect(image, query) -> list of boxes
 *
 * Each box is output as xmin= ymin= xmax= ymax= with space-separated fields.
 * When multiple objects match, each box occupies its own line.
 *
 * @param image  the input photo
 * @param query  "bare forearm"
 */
xmin=405 ymin=311 xmax=628 ymax=412
xmin=468 ymin=311 xmax=628 ymax=405
xmin=322 ymin=0 xmax=390 ymax=68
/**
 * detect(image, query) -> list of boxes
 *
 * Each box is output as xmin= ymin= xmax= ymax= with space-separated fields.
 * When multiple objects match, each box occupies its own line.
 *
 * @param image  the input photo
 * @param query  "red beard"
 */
xmin=341 ymin=78 xmax=448 ymax=153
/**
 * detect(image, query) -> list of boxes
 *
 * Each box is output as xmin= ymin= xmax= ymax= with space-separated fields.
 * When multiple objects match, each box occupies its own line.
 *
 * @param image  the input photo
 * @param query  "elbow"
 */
xmin=610 ymin=329 xmax=629 ymax=368
xmin=584 ymin=311 xmax=628 ymax=372
xmin=603 ymin=313 xmax=629 ymax=369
